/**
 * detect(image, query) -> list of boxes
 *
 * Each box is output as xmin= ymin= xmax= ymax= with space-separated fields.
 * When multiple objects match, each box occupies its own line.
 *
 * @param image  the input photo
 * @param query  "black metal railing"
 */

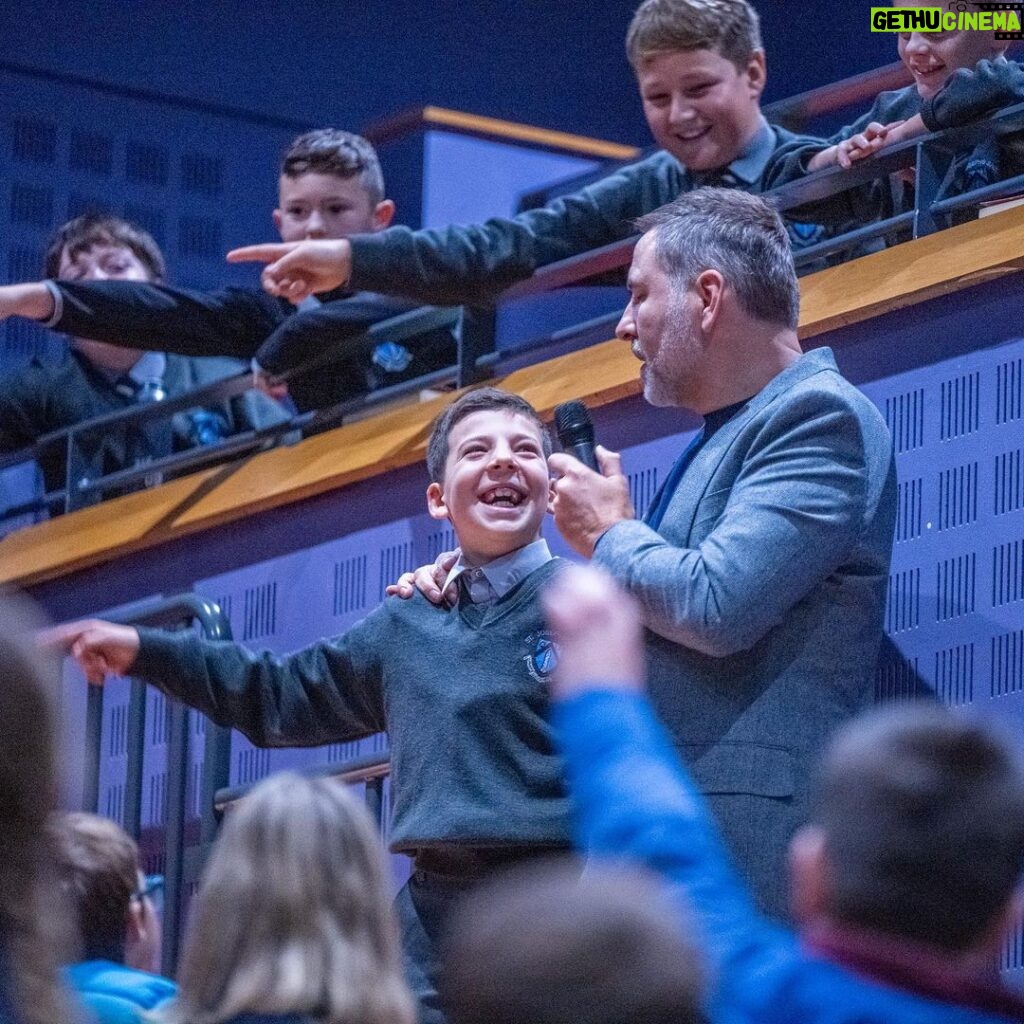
xmin=81 ymin=594 xmax=232 ymax=975
xmin=775 ymin=102 xmax=1024 ymax=255
xmin=213 ymin=748 xmax=392 ymax=830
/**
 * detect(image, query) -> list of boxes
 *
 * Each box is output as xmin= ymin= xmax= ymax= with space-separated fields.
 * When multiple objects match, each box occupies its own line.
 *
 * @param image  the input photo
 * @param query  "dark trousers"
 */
xmin=395 ymin=847 xmax=571 ymax=1024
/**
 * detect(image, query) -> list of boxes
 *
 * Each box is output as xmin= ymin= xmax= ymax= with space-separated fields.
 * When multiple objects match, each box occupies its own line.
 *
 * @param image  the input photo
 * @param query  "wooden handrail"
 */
xmin=798 ymin=201 xmax=1024 ymax=336
xmin=762 ymin=61 xmax=913 ymax=129
xmin=4 ymin=204 xmax=1024 ymax=589
xmin=364 ymin=104 xmax=640 ymax=161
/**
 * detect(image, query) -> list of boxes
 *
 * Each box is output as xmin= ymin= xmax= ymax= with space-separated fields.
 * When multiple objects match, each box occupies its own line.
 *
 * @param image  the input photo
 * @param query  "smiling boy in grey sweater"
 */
xmin=47 ymin=387 xmax=569 ymax=1024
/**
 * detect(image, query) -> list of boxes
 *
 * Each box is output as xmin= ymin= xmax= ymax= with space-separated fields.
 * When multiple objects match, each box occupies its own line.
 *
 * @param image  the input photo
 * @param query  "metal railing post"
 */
xmin=457 ymin=307 xmax=497 ymax=387
xmin=200 ymin=723 xmax=232 ymax=846
xmin=123 ymin=679 xmax=148 ymax=838
xmin=161 ymin=700 xmax=191 ymax=976
xmin=82 ymin=594 xmax=236 ymax=974
xmin=63 ymin=422 xmax=91 ymax=515
xmin=913 ymin=139 xmax=957 ymax=239
xmin=82 ymin=685 xmax=103 ymax=814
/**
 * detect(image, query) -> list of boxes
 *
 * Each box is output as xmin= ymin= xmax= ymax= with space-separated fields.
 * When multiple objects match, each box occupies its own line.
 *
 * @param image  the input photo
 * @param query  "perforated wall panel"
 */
xmin=0 ymin=67 xmax=295 ymax=374
xmin=857 ymin=341 xmax=1024 ymax=730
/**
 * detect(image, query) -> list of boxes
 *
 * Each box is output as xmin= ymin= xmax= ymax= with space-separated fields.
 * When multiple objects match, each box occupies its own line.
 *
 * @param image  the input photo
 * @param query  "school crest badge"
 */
xmin=524 ymin=630 xmax=559 ymax=683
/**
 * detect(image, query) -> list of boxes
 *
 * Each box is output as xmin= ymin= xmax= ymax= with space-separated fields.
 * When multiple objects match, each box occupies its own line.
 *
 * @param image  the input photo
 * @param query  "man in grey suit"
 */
xmin=549 ymin=188 xmax=897 ymax=920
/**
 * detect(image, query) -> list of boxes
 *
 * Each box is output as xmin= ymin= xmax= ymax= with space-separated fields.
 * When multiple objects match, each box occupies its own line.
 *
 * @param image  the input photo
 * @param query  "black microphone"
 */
xmin=554 ymin=400 xmax=599 ymax=472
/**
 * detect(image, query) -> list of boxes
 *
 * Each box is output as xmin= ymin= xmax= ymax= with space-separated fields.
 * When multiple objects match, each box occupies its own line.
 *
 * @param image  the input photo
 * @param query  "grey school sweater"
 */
xmin=132 ymin=558 xmax=569 ymax=851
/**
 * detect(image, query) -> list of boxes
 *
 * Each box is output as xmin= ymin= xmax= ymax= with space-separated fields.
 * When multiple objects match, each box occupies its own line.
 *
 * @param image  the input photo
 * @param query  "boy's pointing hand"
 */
xmin=37 ymin=619 xmax=140 ymax=685
xmin=227 ymin=239 xmax=353 ymax=304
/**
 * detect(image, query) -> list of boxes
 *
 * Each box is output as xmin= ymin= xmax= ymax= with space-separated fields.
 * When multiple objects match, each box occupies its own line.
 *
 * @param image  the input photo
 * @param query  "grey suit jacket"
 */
xmin=594 ymin=347 xmax=896 ymax=917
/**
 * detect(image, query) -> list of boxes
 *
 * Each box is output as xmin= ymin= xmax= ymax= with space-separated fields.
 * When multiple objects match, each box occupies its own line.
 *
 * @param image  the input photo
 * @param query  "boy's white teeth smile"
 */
xmin=677 ymin=126 xmax=710 ymax=141
xmin=481 ymin=486 xmax=524 ymax=507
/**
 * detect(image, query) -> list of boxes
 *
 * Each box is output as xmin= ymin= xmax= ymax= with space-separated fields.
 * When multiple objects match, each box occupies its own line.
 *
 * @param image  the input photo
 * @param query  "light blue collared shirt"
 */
xmin=444 ymin=538 xmax=553 ymax=605
xmin=127 ymin=350 xmax=167 ymax=387
xmin=691 ymin=116 xmax=774 ymax=187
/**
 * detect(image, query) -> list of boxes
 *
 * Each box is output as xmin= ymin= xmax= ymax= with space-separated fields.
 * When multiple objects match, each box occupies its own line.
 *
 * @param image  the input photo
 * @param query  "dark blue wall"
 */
xmin=3 ymin=1 xmax=892 ymax=147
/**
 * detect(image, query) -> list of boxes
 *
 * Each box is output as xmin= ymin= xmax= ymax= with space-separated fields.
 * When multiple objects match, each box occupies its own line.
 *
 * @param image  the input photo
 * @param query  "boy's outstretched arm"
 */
xmin=0 ymin=277 xmax=291 ymax=361
xmin=42 ymin=616 xmax=385 ymax=748
xmin=32 ymin=280 xmax=284 ymax=360
xmin=0 ymin=283 xmax=57 ymax=322
xmin=231 ymin=152 xmax=688 ymax=309
xmin=38 ymin=620 xmax=141 ymax=684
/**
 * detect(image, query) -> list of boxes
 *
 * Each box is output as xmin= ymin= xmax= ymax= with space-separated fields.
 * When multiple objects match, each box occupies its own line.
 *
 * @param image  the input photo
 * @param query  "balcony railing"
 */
xmin=4 ymin=101 xmax=1022 ymax=527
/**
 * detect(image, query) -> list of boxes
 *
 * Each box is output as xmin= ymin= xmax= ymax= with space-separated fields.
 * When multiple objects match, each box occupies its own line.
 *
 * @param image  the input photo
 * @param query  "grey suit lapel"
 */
xmin=658 ymin=347 xmax=839 ymax=544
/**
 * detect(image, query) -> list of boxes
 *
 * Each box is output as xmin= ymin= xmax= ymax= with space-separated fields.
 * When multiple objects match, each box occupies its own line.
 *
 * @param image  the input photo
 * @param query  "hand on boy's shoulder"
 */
xmin=386 ymin=550 xmax=460 ymax=607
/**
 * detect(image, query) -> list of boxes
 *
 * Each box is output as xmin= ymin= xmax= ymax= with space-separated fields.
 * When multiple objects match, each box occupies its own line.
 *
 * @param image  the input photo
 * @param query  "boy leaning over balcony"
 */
xmin=766 ymin=0 xmax=1024 ymax=220
xmin=227 ymin=0 xmax=834 ymax=306
xmin=0 ymin=130 xmax=455 ymax=415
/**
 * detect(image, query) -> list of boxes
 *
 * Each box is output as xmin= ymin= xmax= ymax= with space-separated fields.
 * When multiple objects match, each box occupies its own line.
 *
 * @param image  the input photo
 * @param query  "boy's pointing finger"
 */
xmin=226 ymin=243 xmax=297 ymax=265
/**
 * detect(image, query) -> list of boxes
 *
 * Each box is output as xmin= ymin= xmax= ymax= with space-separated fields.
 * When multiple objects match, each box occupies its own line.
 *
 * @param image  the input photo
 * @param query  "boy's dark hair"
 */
xmin=280 ymin=129 xmax=386 ymax=207
xmin=44 ymin=214 xmax=166 ymax=282
xmin=626 ymin=0 xmax=763 ymax=71
xmin=817 ymin=705 xmax=1024 ymax=951
xmin=425 ymin=387 xmax=552 ymax=484
xmin=49 ymin=812 xmax=140 ymax=963
xmin=636 ymin=188 xmax=799 ymax=329
xmin=441 ymin=859 xmax=706 ymax=1024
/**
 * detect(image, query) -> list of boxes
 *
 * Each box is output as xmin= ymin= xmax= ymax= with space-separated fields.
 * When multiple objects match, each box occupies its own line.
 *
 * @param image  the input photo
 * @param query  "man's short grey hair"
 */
xmin=635 ymin=188 xmax=800 ymax=329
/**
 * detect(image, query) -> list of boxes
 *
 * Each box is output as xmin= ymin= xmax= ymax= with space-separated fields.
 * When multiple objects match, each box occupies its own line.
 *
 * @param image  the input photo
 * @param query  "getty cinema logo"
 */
xmin=871 ymin=3 xmax=1024 ymax=39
